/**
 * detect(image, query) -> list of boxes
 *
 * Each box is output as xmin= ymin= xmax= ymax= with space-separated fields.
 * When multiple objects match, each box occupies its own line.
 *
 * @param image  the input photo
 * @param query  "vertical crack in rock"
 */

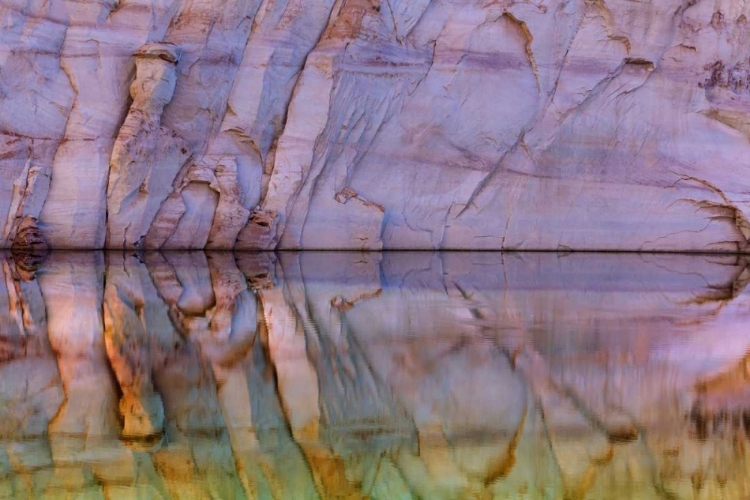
xmin=159 ymin=0 xmax=264 ymax=155
xmin=293 ymin=72 xmax=408 ymax=250
xmin=37 ymin=0 xmax=177 ymax=249
xmin=4 ymin=0 xmax=73 ymax=249
xmin=503 ymin=12 xmax=541 ymax=94
xmin=205 ymin=156 xmax=252 ymax=249
xmin=382 ymin=0 xmax=401 ymax=41
xmin=190 ymin=0 xmax=339 ymax=250
xmin=132 ymin=0 xmax=266 ymax=250
xmin=4 ymin=150 xmax=51 ymax=251
xmin=232 ymin=1 xmax=343 ymax=250
xmin=164 ymin=181 xmax=220 ymax=249
xmin=235 ymin=52 xmax=340 ymax=249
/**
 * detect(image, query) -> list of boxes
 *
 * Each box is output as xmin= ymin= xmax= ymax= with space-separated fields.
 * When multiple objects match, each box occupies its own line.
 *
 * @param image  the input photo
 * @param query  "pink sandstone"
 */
xmin=0 ymin=0 xmax=749 ymax=250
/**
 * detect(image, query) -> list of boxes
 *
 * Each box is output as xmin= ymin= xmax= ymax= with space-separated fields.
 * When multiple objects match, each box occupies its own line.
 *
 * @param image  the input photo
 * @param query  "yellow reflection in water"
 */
xmin=1 ymin=251 xmax=750 ymax=499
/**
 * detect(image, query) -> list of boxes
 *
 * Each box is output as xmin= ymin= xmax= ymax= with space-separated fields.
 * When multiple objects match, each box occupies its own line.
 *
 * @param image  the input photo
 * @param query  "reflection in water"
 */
xmin=1 ymin=251 xmax=750 ymax=498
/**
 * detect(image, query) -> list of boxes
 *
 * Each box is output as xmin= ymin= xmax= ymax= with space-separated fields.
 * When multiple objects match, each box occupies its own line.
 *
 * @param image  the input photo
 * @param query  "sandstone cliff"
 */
xmin=1 ymin=0 xmax=750 ymax=250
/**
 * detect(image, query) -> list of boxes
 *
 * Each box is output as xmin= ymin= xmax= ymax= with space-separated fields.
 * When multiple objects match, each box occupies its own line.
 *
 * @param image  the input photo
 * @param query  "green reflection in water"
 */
xmin=1 ymin=251 xmax=750 ymax=499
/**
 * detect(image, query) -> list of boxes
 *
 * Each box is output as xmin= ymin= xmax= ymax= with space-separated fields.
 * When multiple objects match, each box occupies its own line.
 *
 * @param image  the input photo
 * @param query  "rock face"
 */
xmin=0 ymin=0 xmax=748 ymax=250
xmin=0 ymin=250 xmax=750 ymax=498
xmin=106 ymin=43 xmax=191 ymax=249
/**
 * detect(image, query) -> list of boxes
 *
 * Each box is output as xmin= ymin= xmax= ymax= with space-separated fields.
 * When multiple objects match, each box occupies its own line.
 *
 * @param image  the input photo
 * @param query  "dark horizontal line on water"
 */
xmin=6 ymin=248 xmax=750 ymax=256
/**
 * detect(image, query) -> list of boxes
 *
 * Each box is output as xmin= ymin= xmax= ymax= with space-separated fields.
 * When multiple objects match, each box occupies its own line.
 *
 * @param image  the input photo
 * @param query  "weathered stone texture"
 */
xmin=0 ymin=0 xmax=748 ymax=249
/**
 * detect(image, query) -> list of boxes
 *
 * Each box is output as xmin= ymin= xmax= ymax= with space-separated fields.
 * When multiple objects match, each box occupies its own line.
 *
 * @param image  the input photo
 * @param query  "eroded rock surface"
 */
xmin=106 ymin=43 xmax=191 ymax=249
xmin=0 ymin=0 xmax=747 ymax=250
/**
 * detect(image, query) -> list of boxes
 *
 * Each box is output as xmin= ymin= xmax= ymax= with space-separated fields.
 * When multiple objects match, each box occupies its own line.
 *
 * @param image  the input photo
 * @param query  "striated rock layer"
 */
xmin=1 ymin=0 xmax=750 ymax=250
xmin=1 ymin=251 xmax=750 ymax=498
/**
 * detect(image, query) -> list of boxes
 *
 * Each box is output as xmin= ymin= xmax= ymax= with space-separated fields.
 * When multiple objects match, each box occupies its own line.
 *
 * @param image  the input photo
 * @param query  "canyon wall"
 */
xmin=1 ymin=0 xmax=750 ymax=250
xmin=1 ymin=251 xmax=750 ymax=497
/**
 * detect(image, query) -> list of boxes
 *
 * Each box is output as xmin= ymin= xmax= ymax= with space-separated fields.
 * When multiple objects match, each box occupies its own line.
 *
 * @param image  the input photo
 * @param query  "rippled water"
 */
xmin=2 ymin=251 xmax=750 ymax=499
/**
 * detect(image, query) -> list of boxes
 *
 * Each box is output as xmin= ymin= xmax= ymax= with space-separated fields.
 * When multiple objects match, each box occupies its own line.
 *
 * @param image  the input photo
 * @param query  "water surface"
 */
xmin=2 ymin=251 xmax=750 ymax=499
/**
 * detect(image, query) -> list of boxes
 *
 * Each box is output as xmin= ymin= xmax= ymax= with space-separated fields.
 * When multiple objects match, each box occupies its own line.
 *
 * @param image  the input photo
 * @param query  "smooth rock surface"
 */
xmin=1 ymin=0 xmax=749 ymax=249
